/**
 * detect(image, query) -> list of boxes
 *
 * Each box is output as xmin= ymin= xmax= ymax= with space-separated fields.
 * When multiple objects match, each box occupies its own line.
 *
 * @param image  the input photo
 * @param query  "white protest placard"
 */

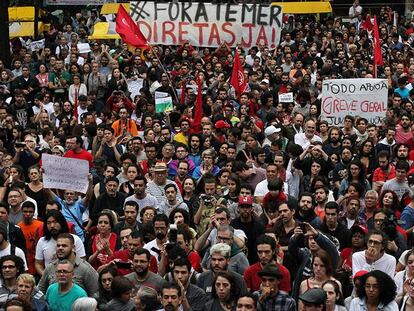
xmin=130 ymin=2 xmax=283 ymax=48
xmin=155 ymin=96 xmax=173 ymax=113
xmin=278 ymin=92 xmax=293 ymax=103
xmin=321 ymin=79 xmax=388 ymax=126
xmin=155 ymin=91 xmax=169 ymax=99
xmin=42 ymin=154 xmax=89 ymax=193
xmin=77 ymin=43 xmax=91 ymax=54
xmin=127 ymin=78 xmax=143 ymax=100
xmin=30 ymin=39 xmax=45 ymax=51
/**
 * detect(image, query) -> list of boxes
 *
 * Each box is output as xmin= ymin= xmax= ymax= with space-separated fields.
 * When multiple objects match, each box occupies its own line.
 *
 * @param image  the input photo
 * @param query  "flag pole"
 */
xmin=148 ymin=44 xmax=180 ymax=104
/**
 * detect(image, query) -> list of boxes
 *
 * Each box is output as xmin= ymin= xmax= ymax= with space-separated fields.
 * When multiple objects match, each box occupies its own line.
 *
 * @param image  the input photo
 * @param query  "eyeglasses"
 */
xmin=217 ymin=236 xmax=232 ymax=242
xmin=367 ymin=239 xmax=382 ymax=246
xmin=56 ymin=270 xmax=73 ymax=274
xmin=2 ymin=265 xmax=16 ymax=270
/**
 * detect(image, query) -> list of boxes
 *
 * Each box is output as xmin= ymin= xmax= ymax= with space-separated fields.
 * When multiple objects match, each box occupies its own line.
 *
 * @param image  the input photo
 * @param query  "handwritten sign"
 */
xmin=155 ymin=96 xmax=173 ymax=113
xmin=321 ymin=79 xmax=388 ymax=126
xmin=130 ymin=2 xmax=282 ymax=48
xmin=42 ymin=154 xmax=89 ymax=193
xmin=278 ymin=92 xmax=293 ymax=103
xmin=127 ymin=78 xmax=144 ymax=100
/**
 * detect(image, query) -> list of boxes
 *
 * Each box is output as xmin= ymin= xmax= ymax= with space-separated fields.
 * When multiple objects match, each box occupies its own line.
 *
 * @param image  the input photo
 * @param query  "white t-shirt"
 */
xmin=294 ymin=133 xmax=322 ymax=150
xmin=352 ymin=250 xmax=396 ymax=278
xmin=0 ymin=244 xmax=28 ymax=271
xmin=35 ymin=234 xmax=85 ymax=266
xmin=253 ymin=179 xmax=289 ymax=197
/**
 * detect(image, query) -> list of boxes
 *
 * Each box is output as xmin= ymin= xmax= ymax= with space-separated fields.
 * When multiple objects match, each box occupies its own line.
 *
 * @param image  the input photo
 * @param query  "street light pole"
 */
xmin=0 ymin=0 xmax=11 ymax=67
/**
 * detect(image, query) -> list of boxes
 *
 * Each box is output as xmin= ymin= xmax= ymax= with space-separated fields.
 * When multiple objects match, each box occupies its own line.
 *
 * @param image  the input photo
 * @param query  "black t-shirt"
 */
xmin=230 ymin=217 xmax=265 ymax=264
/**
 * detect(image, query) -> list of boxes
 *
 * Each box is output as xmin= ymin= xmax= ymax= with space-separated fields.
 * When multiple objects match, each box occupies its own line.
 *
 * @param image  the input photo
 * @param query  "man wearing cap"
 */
xmin=262 ymin=125 xmax=280 ymax=148
xmin=299 ymin=288 xmax=327 ymax=311
xmin=231 ymin=195 xmax=265 ymax=263
xmin=260 ymin=79 xmax=270 ymax=92
xmin=253 ymin=263 xmax=295 ymax=310
xmin=147 ymin=162 xmax=182 ymax=204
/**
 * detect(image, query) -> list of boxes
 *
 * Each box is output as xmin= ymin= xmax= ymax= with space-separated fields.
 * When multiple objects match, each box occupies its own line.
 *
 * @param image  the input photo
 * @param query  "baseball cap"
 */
xmin=238 ymin=195 xmax=253 ymax=206
xmin=261 ymin=79 xmax=270 ymax=84
xmin=264 ymin=125 xmax=280 ymax=136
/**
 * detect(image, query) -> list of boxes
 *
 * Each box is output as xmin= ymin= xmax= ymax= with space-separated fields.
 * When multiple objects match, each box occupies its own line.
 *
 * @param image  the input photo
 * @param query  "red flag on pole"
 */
xmin=180 ymin=80 xmax=186 ymax=105
xmin=116 ymin=5 xmax=149 ymax=49
xmin=373 ymin=15 xmax=383 ymax=77
xmin=73 ymin=86 xmax=78 ymax=124
xmin=361 ymin=14 xmax=373 ymax=31
xmin=191 ymin=77 xmax=203 ymax=133
xmin=230 ymin=49 xmax=248 ymax=100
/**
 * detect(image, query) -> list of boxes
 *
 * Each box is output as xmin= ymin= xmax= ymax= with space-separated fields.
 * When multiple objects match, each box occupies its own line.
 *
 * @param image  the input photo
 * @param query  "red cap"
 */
xmin=354 ymin=270 xmax=369 ymax=279
xmin=215 ymin=120 xmax=231 ymax=129
xmin=238 ymin=195 xmax=253 ymax=206
xmin=351 ymin=225 xmax=368 ymax=235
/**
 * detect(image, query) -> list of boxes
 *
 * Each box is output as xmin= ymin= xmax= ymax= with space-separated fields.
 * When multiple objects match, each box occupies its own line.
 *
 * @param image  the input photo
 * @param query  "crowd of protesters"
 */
xmin=2 ymin=1 xmax=414 ymax=310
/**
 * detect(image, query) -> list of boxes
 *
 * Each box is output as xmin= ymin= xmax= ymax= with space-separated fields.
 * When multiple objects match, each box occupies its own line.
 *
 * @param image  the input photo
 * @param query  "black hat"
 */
xmin=299 ymin=288 xmax=327 ymax=305
xmin=258 ymin=263 xmax=283 ymax=279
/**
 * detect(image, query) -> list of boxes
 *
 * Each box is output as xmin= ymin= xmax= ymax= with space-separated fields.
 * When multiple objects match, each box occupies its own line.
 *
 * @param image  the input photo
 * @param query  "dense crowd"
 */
xmin=2 ymin=1 xmax=414 ymax=310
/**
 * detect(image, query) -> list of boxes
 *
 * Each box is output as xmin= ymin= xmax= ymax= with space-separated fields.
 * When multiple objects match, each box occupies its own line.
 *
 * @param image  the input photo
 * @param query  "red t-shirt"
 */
xmin=64 ymin=149 xmax=94 ymax=169
xmin=243 ymin=262 xmax=291 ymax=293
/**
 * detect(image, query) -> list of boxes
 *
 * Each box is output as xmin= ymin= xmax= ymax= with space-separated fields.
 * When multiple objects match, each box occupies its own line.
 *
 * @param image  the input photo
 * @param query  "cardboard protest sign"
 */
xmin=279 ymin=92 xmax=293 ymax=103
xmin=30 ymin=39 xmax=45 ymax=51
xmin=155 ymin=96 xmax=173 ymax=113
xmin=130 ymin=2 xmax=283 ymax=48
xmin=321 ymin=79 xmax=387 ymax=126
xmin=42 ymin=154 xmax=89 ymax=193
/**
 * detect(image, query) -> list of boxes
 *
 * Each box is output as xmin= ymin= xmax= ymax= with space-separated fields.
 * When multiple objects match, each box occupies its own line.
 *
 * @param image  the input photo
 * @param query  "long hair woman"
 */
xmin=350 ymin=270 xmax=398 ymax=310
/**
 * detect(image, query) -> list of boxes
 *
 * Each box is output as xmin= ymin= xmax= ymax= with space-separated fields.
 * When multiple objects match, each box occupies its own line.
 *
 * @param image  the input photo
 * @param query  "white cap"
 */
xmin=261 ymin=79 xmax=270 ymax=84
xmin=265 ymin=125 xmax=278 ymax=136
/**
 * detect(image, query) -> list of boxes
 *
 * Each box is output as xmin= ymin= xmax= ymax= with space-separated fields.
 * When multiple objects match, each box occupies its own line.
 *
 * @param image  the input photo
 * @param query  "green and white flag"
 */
xmin=155 ymin=96 xmax=173 ymax=113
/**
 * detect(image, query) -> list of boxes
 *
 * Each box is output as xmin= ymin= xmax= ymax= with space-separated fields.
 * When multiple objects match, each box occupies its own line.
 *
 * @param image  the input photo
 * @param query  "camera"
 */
xmin=169 ymin=224 xmax=177 ymax=243
xmin=382 ymin=215 xmax=397 ymax=241
xmin=203 ymin=195 xmax=214 ymax=208
xmin=115 ymin=261 xmax=132 ymax=269
xmin=15 ymin=142 xmax=26 ymax=148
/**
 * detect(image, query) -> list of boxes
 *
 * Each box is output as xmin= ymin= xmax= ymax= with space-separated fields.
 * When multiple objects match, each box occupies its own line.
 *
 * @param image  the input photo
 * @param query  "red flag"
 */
xmin=191 ymin=77 xmax=203 ymax=132
xmin=361 ymin=15 xmax=373 ymax=31
xmin=180 ymin=80 xmax=186 ymax=105
xmin=73 ymin=86 xmax=78 ymax=124
xmin=373 ymin=15 xmax=383 ymax=67
xmin=116 ymin=5 xmax=149 ymax=49
xmin=230 ymin=49 xmax=248 ymax=100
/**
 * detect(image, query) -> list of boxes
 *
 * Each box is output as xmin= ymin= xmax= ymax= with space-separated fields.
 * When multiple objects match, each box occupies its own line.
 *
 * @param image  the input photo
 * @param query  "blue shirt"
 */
xmin=401 ymin=205 xmax=414 ymax=230
xmin=56 ymin=197 xmax=86 ymax=241
xmin=45 ymin=283 xmax=87 ymax=311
